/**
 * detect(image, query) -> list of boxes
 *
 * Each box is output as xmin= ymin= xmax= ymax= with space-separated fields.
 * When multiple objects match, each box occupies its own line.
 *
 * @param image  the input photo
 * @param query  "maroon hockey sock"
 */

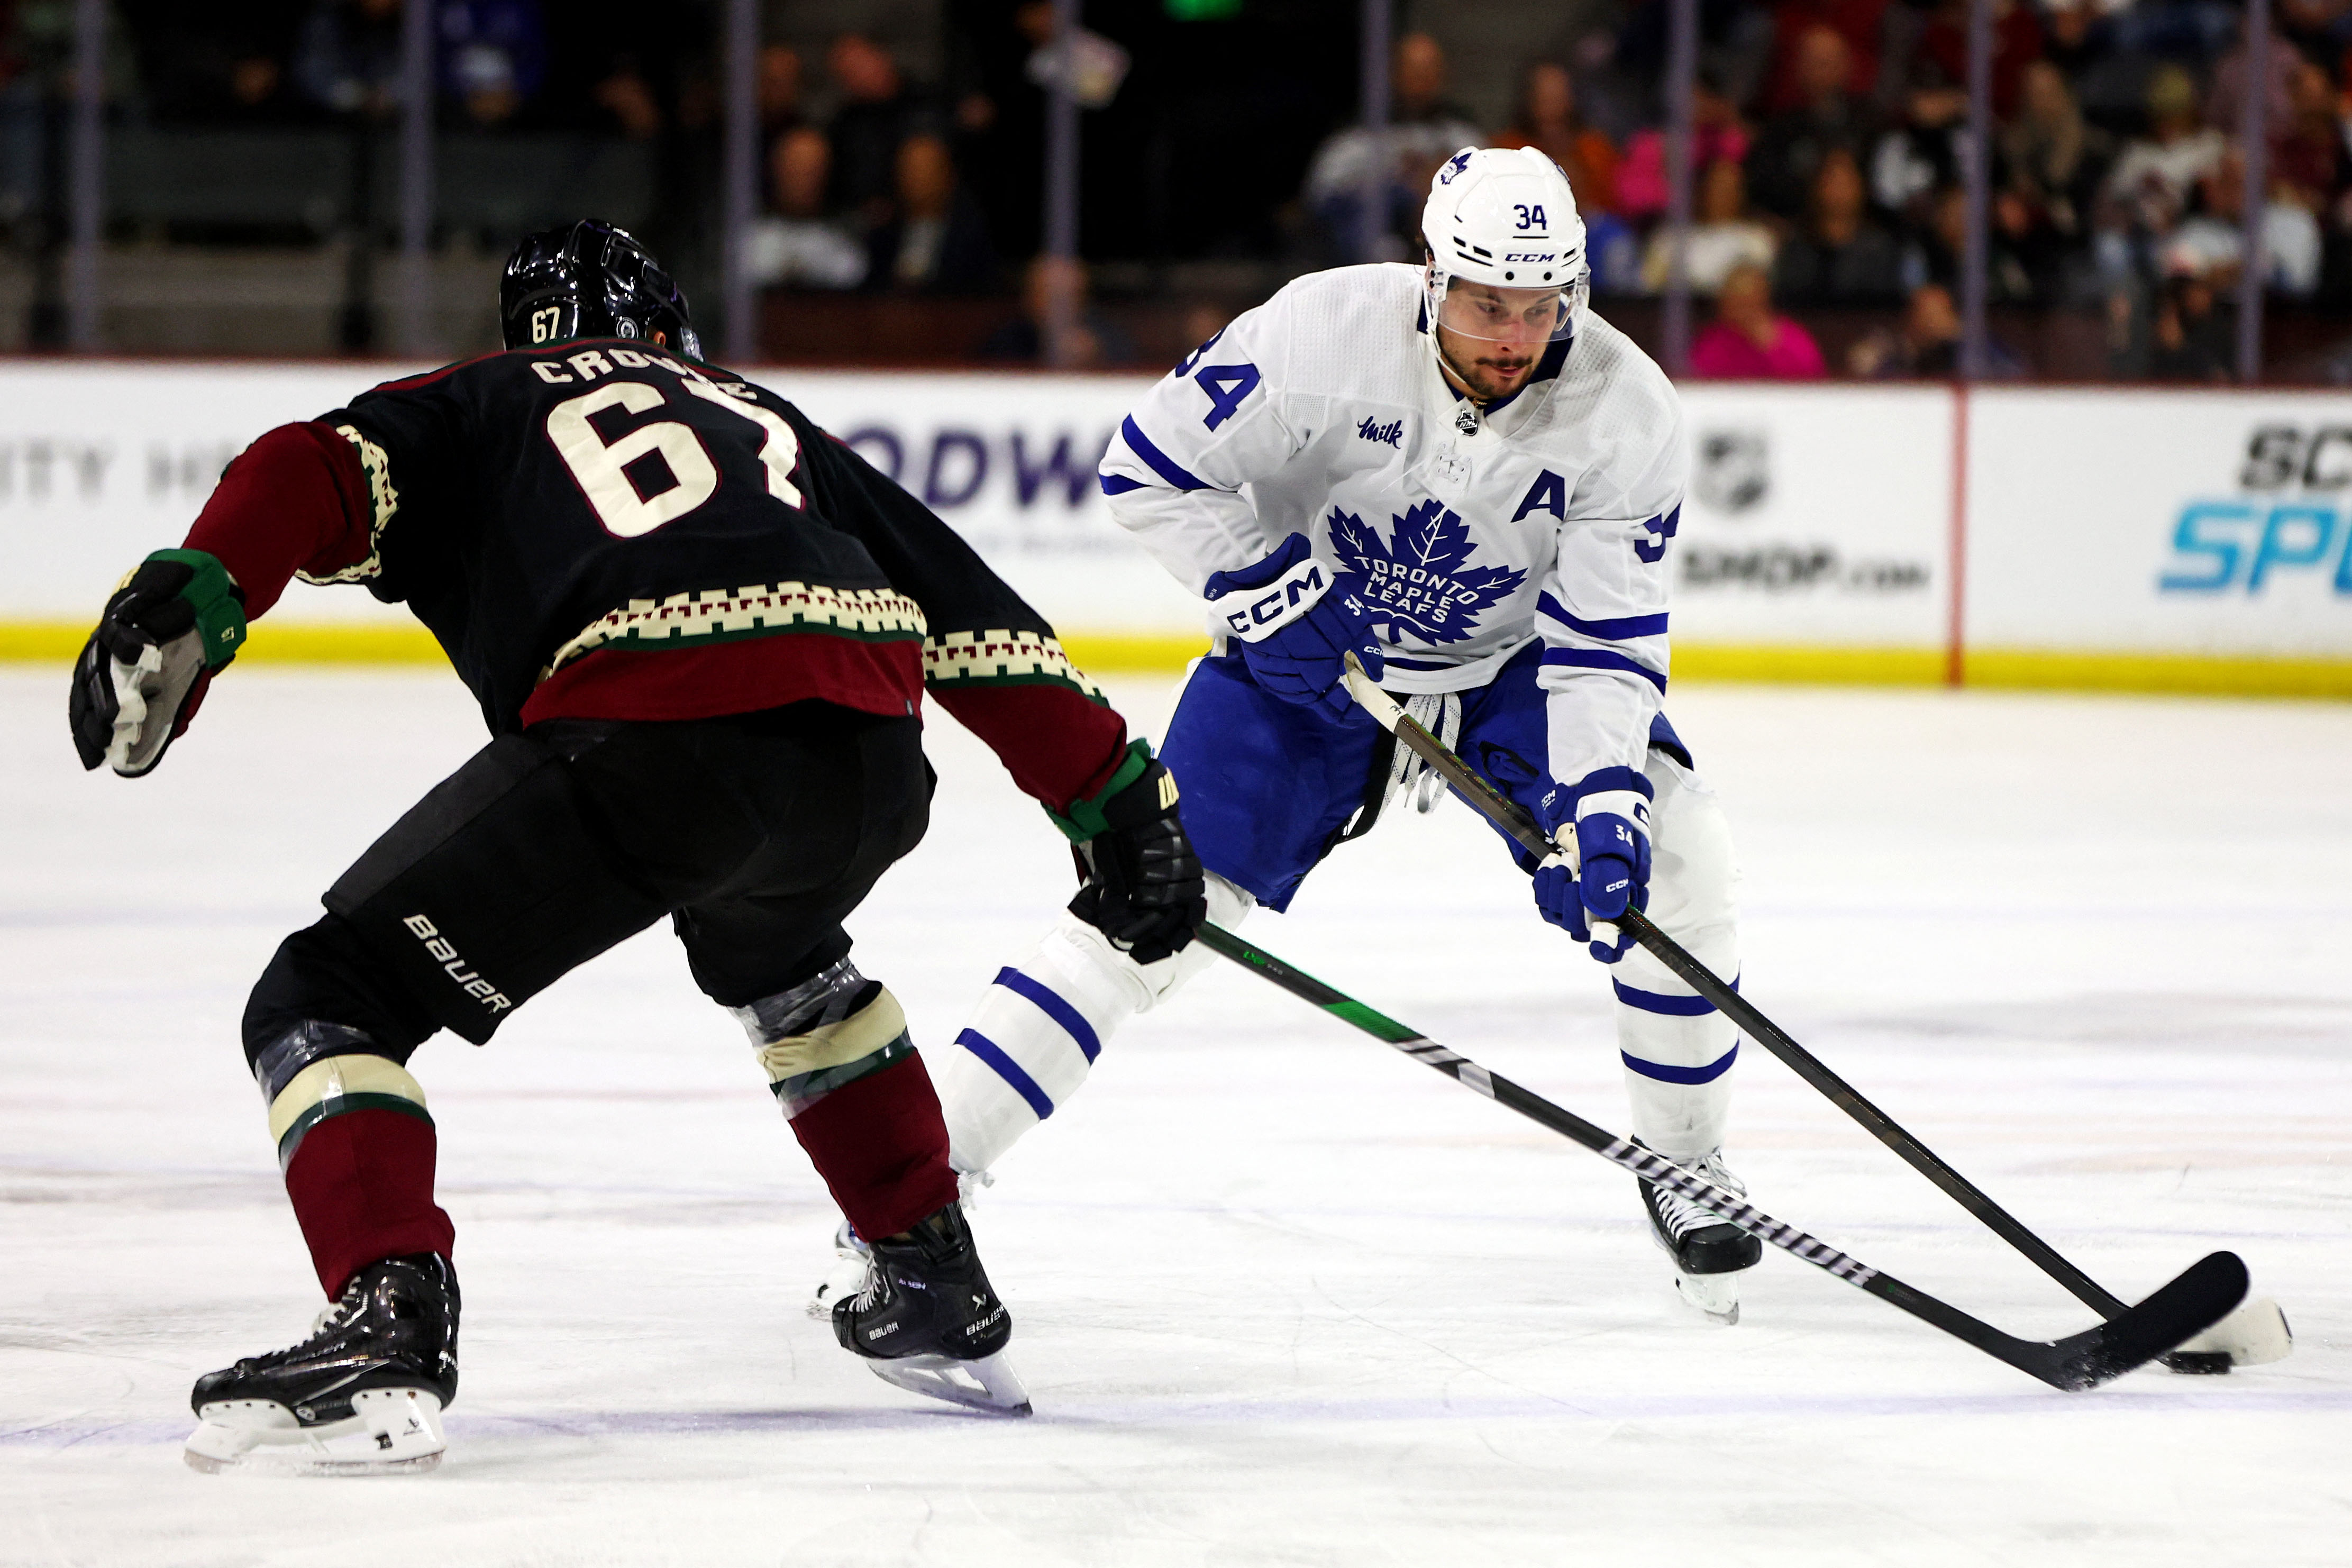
xmin=788 ymin=1052 xmax=959 ymax=1240
xmin=282 ymin=1107 xmax=456 ymax=1297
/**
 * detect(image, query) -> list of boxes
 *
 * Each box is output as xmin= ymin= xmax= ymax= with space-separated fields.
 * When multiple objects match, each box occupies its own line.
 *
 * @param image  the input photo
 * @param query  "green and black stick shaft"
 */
xmin=1336 ymin=653 xmax=2270 ymax=1372
xmin=1193 ymin=920 xmax=2242 ymax=1391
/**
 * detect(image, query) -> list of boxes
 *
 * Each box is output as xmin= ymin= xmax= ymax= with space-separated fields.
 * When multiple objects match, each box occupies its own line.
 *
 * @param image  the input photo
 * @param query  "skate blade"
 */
xmin=185 ymin=1387 xmax=446 ymax=1475
xmin=2172 ymin=1296 xmax=2293 ymax=1369
xmin=867 ymin=1350 xmax=1033 ymax=1417
xmin=1672 ymin=1270 xmax=1740 ymax=1327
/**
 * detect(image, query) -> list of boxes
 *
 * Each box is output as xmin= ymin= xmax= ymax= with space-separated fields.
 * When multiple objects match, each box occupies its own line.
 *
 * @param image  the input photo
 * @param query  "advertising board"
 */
xmin=2 ymin=362 xmax=2347 ymax=694
xmin=0 ymin=362 xmax=1956 ymax=663
xmin=0 ymin=362 xmax=1198 ymax=657
xmin=0 ymin=362 xmax=422 ymax=627
xmin=1670 ymin=384 xmax=1952 ymax=679
xmin=1965 ymin=388 xmax=2352 ymax=687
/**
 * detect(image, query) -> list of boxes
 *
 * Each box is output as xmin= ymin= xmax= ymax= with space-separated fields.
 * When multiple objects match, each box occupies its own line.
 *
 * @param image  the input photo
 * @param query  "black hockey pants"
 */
xmin=243 ymin=701 xmax=931 ymax=1068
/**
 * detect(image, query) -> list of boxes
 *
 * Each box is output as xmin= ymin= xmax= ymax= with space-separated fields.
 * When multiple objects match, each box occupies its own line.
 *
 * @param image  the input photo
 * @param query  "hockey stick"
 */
xmin=1196 ymin=921 xmax=2245 ymax=1391
xmin=1337 ymin=653 xmax=2290 ymax=1373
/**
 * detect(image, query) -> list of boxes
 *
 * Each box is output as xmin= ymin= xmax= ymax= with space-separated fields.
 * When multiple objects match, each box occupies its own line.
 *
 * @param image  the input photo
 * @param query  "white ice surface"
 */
xmin=3 ymin=670 xmax=2348 ymax=1566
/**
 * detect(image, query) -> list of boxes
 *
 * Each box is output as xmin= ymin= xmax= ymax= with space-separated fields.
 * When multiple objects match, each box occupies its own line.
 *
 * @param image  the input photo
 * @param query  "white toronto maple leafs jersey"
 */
xmin=1098 ymin=262 xmax=1685 ymax=797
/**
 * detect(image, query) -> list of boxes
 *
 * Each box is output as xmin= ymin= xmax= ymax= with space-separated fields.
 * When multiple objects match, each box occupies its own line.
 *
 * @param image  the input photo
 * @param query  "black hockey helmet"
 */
xmin=500 ymin=218 xmax=701 ymax=358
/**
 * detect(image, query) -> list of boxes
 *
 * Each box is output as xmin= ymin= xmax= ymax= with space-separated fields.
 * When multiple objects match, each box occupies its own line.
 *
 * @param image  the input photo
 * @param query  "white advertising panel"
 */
xmin=0 ymin=362 xmax=1200 ymax=637
xmin=1 ymin=361 xmax=428 ymax=624
xmin=1966 ymin=388 xmax=2352 ymax=656
xmin=1667 ymin=384 xmax=1952 ymax=648
xmin=9 ymin=364 xmax=2345 ymax=681
xmin=1 ymin=364 xmax=1961 ymax=652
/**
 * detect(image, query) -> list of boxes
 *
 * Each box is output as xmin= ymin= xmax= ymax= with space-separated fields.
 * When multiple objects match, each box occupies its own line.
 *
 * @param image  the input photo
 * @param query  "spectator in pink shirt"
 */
xmin=1617 ymin=78 xmax=1752 ymax=221
xmin=1689 ymin=262 xmax=1827 ymax=378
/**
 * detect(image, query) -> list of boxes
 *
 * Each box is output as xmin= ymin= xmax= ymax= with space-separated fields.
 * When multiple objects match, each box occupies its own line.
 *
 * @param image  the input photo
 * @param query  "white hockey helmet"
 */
xmin=1420 ymin=145 xmax=1587 ymax=350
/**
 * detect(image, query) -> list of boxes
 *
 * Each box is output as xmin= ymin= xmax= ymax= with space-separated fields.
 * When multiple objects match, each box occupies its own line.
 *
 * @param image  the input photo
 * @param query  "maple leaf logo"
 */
xmin=1327 ymin=499 xmax=1527 ymax=644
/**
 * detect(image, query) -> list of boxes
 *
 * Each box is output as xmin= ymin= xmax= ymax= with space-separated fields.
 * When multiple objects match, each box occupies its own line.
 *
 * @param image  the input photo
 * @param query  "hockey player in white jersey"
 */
xmin=933 ymin=147 xmax=1761 ymax=1320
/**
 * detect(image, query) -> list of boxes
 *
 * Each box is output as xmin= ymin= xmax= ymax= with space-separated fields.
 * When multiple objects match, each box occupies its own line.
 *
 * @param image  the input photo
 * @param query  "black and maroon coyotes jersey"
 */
xmin=183 ymin=340 xmax=1129 ymax=811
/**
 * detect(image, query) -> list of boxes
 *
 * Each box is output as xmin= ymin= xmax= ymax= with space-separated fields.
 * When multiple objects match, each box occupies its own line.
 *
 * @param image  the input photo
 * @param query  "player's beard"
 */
xmin=1462 ymin=352 xmax=1535 ymax=401
xmin=1434 ymin=328 xmax=1537 ymax=405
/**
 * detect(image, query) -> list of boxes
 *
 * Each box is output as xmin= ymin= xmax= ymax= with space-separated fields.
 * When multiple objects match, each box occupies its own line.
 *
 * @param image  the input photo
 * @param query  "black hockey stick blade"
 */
xmin=2012 ymin=1251 xmax=2248 ymax=1391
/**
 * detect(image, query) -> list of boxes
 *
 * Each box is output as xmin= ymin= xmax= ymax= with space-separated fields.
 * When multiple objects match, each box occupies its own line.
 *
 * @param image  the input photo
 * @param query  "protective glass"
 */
xmin=1428 ymin=275 xmax=1574 ymax=349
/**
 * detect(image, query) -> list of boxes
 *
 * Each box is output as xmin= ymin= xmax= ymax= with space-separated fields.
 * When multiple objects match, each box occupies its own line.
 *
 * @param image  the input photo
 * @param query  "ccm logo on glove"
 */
xmin=1216 ymin=555 xmax=1330 ymax=642
xmin=1201 ymin=534 xmax=1386 ymax=716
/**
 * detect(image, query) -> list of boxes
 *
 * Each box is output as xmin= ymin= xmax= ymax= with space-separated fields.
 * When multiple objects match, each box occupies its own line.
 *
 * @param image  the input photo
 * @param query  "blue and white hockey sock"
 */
xmin=1607 ymin=750 xmax=1742 ymax=1162
xmin=935 ymin=876 xmax=1250 ymax=1174
xmin=1610 ymin=933 xmax=1739 ymax=1162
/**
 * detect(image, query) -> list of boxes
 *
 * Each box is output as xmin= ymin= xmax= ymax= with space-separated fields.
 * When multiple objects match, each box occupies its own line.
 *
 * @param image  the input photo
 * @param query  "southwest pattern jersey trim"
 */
xmin=296 ymin=424 xmax=400 ymax=586
xmin=543 ymin=580 xmax=928 ymax=677
xmin=923 ymin=628 xmax=1109 ymax=705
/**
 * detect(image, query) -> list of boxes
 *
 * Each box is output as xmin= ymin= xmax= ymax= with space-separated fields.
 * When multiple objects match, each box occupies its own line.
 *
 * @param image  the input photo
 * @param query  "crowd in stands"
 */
xmin=1315 ymin=7 xmax=2352 ymax=379
xmin=6 ymin=2 xmax=2350 ymax=377
xmin=0 ymin=0 xmax=1136 ymax=360
xmin=737 ymin=12 xmax=1154 ymax=365
xmin=2 ymin=1 xmax=569 ymax=133
xmin=742 ymin=32 xmax=998 ymax=297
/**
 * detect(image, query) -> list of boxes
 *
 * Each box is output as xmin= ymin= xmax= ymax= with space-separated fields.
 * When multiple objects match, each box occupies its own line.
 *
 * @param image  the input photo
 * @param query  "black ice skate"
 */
xmin=184 ymin=1253 xmax=459 ymax=1474
xmin=806 ymin=1172 xmax=993 ymax=1319
xmin=832 ymin=1202 xmax=1029 ymax=1416
xmin=806 ymin=1218 xmax=871 ymax=1319
xmin=1636 ymin=1146 xmax=1763 ymax=1326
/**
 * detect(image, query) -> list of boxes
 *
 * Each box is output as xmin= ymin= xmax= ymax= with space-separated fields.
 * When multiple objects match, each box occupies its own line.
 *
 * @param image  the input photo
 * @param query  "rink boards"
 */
xmin=0 ymin=361 xmax=2346 ymax=695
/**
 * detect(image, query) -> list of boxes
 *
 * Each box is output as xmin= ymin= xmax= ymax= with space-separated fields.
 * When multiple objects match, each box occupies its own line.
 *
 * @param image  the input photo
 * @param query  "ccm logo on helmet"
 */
xmin=1505 ymin=253 xmax=1558 ymax=263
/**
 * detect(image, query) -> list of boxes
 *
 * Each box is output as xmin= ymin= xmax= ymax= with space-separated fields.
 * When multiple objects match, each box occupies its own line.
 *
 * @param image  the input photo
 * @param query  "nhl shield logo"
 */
xmin=1694 ymin=429 xmax=1769 ymax=514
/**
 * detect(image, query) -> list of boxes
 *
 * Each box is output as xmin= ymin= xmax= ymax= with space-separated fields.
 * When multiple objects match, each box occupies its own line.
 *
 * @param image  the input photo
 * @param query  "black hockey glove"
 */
xmin=1050 ymin=741 xmax=1206 ymax=966
xmin=69 ymin=549 xmax=247 ymax=778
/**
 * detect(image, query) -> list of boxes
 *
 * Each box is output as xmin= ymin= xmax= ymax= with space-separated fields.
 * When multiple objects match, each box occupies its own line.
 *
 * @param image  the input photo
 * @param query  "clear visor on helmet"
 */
xmin=1427 ymin=272 xmax=1578 ymax=351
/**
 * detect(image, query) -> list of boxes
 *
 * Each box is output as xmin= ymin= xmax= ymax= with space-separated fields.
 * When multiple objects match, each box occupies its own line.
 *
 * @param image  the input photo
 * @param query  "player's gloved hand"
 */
xmin=69 ymin=549 xmax=248 ymax=778
xmin=1052 ymin=742 xmax=1207 ymax=965
xmin=1532 ymin=783 xmax=1652 ymax=963
xmin=1202 ymin=533 xmax=1383 ymax=717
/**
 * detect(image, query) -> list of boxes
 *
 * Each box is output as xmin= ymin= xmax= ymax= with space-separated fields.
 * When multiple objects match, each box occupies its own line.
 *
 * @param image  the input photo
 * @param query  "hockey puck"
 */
xmin=2160 ymin=1350 xmax=2235 ymax=1375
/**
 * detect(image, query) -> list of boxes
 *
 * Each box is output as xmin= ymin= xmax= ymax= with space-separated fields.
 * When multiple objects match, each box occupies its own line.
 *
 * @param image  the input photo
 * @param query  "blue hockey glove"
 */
xmin=1531 ymin=780 xmax=1652 ymax=963
xmin=1202 ymin=533 xmax=1383 ymax=717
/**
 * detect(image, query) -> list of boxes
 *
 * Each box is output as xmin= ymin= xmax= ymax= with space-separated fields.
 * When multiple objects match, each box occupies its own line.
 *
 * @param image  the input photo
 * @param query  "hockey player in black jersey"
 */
xmin=68 ymin=220 xmax=1205 ymax=1471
